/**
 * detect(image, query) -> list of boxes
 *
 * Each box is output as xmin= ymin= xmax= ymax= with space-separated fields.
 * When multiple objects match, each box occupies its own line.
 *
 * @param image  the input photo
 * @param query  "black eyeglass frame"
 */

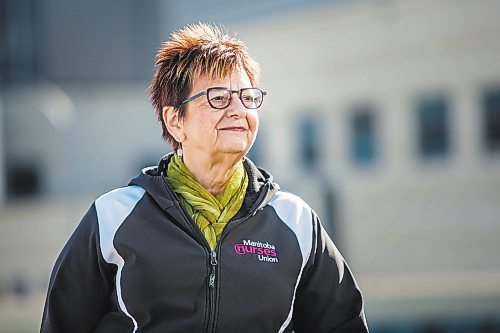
xmin=179 ymin=87 xmax=267 ymax=109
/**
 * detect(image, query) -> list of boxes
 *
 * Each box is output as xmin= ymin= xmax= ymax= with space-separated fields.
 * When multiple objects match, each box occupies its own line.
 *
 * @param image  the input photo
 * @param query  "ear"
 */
xmin=162 ymin=106 xmax=186 ymax=142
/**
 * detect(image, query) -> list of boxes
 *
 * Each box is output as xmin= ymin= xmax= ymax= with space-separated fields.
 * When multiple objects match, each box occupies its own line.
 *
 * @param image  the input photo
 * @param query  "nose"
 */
xmin=225 ymin=92 xmax=246 ymax=118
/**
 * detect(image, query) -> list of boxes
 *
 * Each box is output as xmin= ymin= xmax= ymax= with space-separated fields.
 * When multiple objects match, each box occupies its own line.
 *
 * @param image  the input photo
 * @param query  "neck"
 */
xmin=181 ymin=150 xmax=243 ymax=196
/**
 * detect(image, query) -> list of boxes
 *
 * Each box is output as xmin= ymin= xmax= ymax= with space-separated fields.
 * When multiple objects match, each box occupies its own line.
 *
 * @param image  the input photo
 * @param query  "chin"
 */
xmin=217 ymin=143 xmax=249 ymax=156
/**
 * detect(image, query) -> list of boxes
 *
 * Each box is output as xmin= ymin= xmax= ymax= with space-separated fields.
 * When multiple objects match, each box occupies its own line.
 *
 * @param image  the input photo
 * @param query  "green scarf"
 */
xmin=165 ymin=154 xmax=248 ymax=251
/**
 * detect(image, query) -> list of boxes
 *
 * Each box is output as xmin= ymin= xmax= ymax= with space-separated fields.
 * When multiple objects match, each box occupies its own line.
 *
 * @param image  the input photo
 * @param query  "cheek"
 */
xmin=188 ymin=114 xmax=220 ymax=138
xmin=247 ymin=111 xmax=259 ymax=133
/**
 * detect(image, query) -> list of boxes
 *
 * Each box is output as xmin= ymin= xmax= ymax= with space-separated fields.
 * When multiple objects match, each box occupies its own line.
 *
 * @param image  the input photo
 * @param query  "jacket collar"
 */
xmin=129 ymin=153 xmax=278 ymax=213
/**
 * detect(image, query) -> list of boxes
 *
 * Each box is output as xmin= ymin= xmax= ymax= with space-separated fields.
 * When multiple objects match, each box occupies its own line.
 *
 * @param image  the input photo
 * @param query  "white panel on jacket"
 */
xmin=269 ymin=190 xmax=314 ymax=267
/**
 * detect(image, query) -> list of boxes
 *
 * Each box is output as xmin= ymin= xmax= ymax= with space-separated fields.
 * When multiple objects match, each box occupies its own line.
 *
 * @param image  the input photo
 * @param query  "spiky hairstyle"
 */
xmin=148 ymin=22 xmax=261 ymax=147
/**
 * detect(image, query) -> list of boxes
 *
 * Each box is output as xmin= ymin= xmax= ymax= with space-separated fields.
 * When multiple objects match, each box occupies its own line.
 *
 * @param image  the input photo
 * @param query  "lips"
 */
xmin=219 ymin=126 xmax=247 ymax=131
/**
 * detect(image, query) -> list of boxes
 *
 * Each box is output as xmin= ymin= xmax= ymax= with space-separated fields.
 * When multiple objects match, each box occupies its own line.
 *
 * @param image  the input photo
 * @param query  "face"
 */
xmin=177 ymin=68 xmax=260 ymax=162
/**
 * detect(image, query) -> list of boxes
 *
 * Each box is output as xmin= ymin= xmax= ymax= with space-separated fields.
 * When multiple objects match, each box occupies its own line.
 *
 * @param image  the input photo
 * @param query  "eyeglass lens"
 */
xmin=207 ymin=88 xmax=263 ymax=109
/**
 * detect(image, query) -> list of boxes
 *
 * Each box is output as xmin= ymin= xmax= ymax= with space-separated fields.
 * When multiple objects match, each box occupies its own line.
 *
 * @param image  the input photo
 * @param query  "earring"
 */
xmin=177 ymin=143 xmax=183 ymax=159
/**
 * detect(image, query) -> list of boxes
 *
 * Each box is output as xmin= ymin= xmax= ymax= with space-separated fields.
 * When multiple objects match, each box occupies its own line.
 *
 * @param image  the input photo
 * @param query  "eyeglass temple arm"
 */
xmin=180 ymin=91 xmax=207 ymax=105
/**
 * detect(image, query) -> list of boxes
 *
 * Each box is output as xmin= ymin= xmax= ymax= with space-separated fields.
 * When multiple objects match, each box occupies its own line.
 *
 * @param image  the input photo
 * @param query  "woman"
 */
xmin=41 ymin=23 xmax=368 ymax=333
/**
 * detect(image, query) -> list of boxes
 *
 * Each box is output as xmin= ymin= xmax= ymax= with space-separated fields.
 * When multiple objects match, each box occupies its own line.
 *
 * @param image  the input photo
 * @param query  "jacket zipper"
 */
xmin=206 ymin=250 xmax=219 ymax=333
xmin=209 ymin=251 xmax=218 ymax=288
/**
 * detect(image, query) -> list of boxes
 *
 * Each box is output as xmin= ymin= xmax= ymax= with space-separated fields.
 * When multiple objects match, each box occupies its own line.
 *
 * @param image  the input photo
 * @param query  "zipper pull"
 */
xmin=209 ymin=251 xmax=218 ymax=288
xmin=209 ymin=273 xmax=216 ymax=288
xmin=210 ymin=251 xmax=218 ymax=266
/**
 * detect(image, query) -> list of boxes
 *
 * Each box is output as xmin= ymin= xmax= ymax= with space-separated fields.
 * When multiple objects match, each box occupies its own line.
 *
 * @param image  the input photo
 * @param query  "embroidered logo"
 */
xmin=234 ymin=239 xmax=279 ymax=263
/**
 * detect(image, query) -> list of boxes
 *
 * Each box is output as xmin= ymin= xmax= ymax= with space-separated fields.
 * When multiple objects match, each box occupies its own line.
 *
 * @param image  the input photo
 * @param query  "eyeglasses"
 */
xmin=179 ymin=87 xmax=267 ymax=109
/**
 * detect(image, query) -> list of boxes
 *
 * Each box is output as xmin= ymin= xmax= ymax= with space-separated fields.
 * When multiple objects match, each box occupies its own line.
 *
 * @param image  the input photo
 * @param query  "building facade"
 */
xmin=1 ymin=0 xmax=500 ymax=329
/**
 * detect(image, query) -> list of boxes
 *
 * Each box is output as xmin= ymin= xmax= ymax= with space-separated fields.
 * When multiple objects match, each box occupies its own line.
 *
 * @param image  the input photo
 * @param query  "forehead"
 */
xmin=191 ymin=68 xmax=252 ymax=92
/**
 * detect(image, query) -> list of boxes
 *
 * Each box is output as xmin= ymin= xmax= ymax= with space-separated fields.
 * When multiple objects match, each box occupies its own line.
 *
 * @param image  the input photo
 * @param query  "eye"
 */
xmin=242 ymin=95 xmax=255 ymax=103
xmin=210 ymin=95 xmax=226 ymax=102
xmin=209 ymin=93 xmax=230 ymax=108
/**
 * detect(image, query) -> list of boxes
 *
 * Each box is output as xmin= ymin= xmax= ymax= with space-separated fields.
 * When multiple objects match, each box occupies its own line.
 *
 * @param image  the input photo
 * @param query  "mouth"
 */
xmin=219 ymin=127 xmax=247 ymax=132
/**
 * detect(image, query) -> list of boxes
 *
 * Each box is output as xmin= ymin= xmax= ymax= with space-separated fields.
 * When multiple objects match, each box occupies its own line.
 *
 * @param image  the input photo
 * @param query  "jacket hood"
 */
xmin=128 ymin=153 xmax=279 ymax=214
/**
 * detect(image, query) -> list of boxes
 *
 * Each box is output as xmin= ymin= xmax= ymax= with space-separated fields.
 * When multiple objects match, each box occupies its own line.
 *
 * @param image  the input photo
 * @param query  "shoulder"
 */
xmin=267 ymin=190 xmax=314 ymax=262
xmin=95 ymin=185 xmax=146 ymax=228
xmin=95 ymin=185 xmax=145 ymax=210
xmin=94 ymin=185 xmax=146 ymax=264
xmin=268 ymin=190 xmax=314 ymax=220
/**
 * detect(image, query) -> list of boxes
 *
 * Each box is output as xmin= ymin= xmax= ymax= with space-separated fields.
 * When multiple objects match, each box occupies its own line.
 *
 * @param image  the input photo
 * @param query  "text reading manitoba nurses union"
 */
xmin=234 ymin=239 xmax=279 ymax=263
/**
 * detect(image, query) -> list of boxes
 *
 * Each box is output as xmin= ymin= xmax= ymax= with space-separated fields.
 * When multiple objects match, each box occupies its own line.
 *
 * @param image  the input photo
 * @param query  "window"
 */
xmin=483 ymin=89 xmax=500 ymax=153
xmin=417 ymin=96 xmax=450 ymax=158
xmin=299 ymin=116 xmax=320 ymax=170
xmin=6 ymin=163 xmax=40 ymax=198
xmin=350 ymin=107 xmax=377 ymax=165
xmin=1 ymin=0 xmax=36 ymax=83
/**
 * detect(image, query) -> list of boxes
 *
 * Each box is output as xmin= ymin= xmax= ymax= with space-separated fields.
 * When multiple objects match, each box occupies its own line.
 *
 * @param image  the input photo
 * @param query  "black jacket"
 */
xmin=41 ymin=155 xmax=369 ymax=333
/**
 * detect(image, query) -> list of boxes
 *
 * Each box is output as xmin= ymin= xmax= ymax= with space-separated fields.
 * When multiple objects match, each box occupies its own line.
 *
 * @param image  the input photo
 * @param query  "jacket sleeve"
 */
xmin=40 ymin=203 xmax=116 ymax=333
xmin=292 ymin=213 xmax=369 ymax=333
